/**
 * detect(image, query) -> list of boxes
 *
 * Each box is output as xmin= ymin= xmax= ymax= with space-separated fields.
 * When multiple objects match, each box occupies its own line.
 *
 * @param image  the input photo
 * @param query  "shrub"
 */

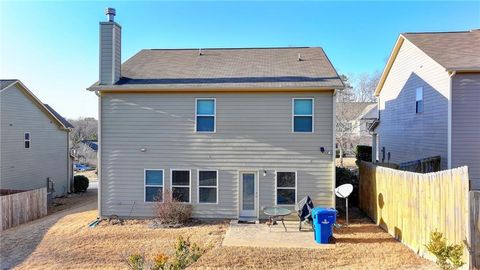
xmin=153 ymin=189 xmax=192 ymax=225
xmin=124 ymin=237 xmax=205 ymax=270
xmin=125 ymin=253 xmax=146 ymax=270
xmin=426 ymin=231 xmax=464 ymax=270
xmin=170 ymin=236 xmax=204 ymax=270
xmin=356 ymin=145 xmax=372 ymax=162
xmin=73 ymin=175 xmax=89 ymax=192
xmin=336 ymin=166 xmax=359 ymax=206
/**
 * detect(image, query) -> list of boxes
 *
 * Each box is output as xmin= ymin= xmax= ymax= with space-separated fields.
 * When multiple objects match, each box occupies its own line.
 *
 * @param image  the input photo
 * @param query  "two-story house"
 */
xmin=88 ymin=9 xmax=344 ymax=220
xmin=372 ymin=30 xmax=480 ymax=189
xmin=0 ymin=79 xmax=74 ymax=196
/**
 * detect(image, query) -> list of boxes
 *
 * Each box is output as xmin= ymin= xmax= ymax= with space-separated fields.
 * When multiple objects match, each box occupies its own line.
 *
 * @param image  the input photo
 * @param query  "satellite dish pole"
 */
xmin=335 ymin=184 xmax=353 ymax=226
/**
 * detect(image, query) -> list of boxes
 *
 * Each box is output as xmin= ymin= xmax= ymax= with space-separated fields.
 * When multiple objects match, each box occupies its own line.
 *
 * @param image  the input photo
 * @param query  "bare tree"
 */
xmin=336 ymin=75 xmax=359 ymax=167
xmin=335 ymin=72 xmax=380 ymax=166
xmin=68 ymin=117 xmax=98 ymax=148
xmin=354 ymin=71 xmax=381 ymax=102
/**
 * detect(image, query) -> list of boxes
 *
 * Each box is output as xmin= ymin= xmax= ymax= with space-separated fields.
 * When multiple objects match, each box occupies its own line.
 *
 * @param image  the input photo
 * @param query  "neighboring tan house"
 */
xmin=336 ymin=102 xmax=376 ymax=155
xmin=372 ymin=30 xmax=480 ymax=190
xmin=0 ymin=79 xmax=74 ymax=196
xmin=87 ymin=9 xmax=344 ymax=220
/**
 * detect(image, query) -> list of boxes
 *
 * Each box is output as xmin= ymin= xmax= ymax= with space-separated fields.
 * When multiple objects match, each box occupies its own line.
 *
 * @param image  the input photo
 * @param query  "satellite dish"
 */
xmin=335 ymin=184 xmax=354 ymax=227
xmin=335 ymin=184 xmax=353 ymax=199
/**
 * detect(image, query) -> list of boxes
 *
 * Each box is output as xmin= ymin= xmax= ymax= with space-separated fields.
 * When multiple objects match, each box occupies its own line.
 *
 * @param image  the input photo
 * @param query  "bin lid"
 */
xmin=312 ymin=207 xmax=337 ymax=215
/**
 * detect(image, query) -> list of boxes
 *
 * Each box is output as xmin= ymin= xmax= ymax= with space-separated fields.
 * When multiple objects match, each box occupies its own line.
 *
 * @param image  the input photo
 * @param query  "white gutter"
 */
xmin=95 ymin=90 xmax=102 ymax=217
xmin=447 ymin=71 xmax=456 ymax=169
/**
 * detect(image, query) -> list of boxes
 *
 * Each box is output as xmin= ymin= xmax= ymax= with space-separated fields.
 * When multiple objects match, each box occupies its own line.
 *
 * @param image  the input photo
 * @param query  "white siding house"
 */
xmin=373 ymin=30 xmax=480 ymax=190
xmin=0 ymin=80 xmax=74 ymax=196
xmin=88 ymin=10 xmax=344 ymax=220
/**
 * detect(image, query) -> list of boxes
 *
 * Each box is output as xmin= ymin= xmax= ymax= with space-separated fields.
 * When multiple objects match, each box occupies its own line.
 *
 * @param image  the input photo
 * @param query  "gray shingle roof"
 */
xmin=43 ymin=104 xmax=74 ymax=129
xmin=336 ymin=102 xmax=376 ymax=121
xmin=403 ymin=30 xmax=480 ymax=71
xmin=0 ymin=80 xmax=18 ymax=90
xmin=91 ymin=47 xmax=344 ymax=90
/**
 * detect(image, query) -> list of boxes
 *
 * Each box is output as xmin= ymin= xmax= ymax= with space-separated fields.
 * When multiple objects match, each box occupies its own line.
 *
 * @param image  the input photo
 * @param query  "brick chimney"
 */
xmin=99 ymin=8 xmax=121 ymax=85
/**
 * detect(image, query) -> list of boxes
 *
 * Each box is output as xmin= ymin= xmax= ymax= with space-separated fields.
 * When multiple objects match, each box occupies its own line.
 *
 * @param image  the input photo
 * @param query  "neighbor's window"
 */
xmin=416 ymin=87 xmax=423 ymax=113
xmin=172 ymin=170 xmax=191 ymax=203
xmin=196 ymin=98 xmax=215 ymax=132
xmin=276 ymin=172 xmax=296 ymax=205
xmin=198 ymin=170 xmax=218 ymax=204
xmin=293 ymin=98 xmax=313 ymax=132
xmin=145 ymin=170 xmax=164 ymax=202
xmin=24 ymin=132 xmax=31 ymax=148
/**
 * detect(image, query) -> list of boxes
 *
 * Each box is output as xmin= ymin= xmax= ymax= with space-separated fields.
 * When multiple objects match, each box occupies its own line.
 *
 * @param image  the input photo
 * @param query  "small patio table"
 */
xmin=263 ymin=207 xmax=291 ymax=232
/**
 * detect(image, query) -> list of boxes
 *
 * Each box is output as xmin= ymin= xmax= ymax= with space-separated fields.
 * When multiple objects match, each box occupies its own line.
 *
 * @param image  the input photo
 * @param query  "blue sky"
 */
xmin=1 ymin=1 xmax=479 ymax=118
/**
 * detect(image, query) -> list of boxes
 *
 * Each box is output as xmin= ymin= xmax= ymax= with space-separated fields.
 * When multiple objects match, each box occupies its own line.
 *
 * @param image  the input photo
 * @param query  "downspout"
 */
xmin=447 ymin=71 xmax=456 ymax=169
xmin=332 ymin=90 xmax=337 ymax=208
xmin=95 ymin=90 xmax=102 ymax=218
xmin=67 ymin=130 xmax=71 ymax=193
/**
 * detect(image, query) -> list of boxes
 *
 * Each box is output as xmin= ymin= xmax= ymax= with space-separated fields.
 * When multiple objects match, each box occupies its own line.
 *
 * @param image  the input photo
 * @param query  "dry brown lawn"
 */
xmin=193 ymin=212 xmax=437 ymax=269
xmin=74 ymin=170 xmax=98 ymax=181
xmin=336 ymin=157 xmax=358 ymax=170
xmin=1 ymin=192 xmax=436 ymax=270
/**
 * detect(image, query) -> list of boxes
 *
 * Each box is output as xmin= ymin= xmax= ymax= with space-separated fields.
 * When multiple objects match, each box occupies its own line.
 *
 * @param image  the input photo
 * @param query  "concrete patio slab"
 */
xmin=222 ymin=220 xmax=333 ymax=249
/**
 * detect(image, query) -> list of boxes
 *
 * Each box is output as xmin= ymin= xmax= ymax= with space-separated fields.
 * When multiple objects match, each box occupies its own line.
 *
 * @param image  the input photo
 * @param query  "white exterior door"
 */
xmin=239 ymin=172 xmax=257 ymax=218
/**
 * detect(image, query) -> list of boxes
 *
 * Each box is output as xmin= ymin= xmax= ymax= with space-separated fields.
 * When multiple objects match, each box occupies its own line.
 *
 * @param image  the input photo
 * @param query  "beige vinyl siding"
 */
xmin=0 ymin=84 xmax=69 ymax=196
xmin=99 ymin=22 xmax=121 ymax=85
xmin=100 ymin=91 xmax=334 ymax=219
xmin=377 ymin=39 xmax=450 ymax=168
xmin=452 ymin=73 xmax=480 ymax=190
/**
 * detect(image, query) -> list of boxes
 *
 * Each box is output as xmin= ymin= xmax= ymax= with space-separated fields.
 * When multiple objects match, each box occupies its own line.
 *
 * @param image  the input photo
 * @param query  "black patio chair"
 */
xmin=294 ymin=195 xmax=315 ymax=231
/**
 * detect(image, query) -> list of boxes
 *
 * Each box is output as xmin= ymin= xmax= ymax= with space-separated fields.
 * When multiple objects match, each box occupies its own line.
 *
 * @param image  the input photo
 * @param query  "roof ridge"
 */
xmin=148 ymin=46 xmax=319 ymax=51
xmin=402 ymin=30 xmax=473 ymax=35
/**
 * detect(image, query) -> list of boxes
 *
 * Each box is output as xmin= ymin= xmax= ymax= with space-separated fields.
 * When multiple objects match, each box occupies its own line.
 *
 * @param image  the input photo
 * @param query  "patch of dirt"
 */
xmin=47 ymin=190 xmax=97 ymax=215
xmin=74 ymin=170 xmax=98 ymax=181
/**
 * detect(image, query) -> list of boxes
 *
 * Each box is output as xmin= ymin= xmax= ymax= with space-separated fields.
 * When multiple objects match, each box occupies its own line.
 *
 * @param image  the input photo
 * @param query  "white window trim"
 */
xmin=144 ymin=169 xmax=164 ymax=203
xmin=292 ymin=98 xmax=314 ymax=133
xmin=274 ymin=170 xmax=297 ymax=206
xmin=416 ymin=87 xmax=424 ymax=114
xmin=24 ymin=132 xmax=31 ymax=148
xmin=195 ymin=98 xmax=216 ymax=133
xmin=170 ymin=169 xmax=192 ymax=203
xmin=197 ymin=169 xmax=219 ymax=204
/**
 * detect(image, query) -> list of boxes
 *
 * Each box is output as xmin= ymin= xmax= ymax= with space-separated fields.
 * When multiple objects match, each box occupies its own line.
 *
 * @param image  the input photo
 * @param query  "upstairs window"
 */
xmin=196 ymin=98 xmax=215 ymax=132
xmin=145 ymin=170 xmax=164 ymax=202
xmin=293 ymin=98 xmax=313 ymax=132
xmin=171 ymin=170 xmax=191 ymax=203
xmin=198 ymin=170 xmax=218 ymax=204
xmin=276 ymin=172 xmax=296 ymax=205
xmin=416 ymin=87 xmax=423 ymax=113
xmin=24 ymin=132 xmax=31 ymax=148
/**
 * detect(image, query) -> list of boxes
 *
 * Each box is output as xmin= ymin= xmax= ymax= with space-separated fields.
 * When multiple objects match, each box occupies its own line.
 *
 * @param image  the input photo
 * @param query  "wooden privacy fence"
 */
xmin=358 ymin=162 xmax=474 ymax=267
xmin=0 ymin=187 xmax=47 ymax=231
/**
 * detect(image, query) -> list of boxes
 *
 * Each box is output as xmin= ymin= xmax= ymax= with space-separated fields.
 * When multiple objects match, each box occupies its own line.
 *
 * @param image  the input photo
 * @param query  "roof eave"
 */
xmin=374 ymin=35 xmax=406 ymax=96
xmin=87 ymin=84 xmax=345 ymax=92
xmin=445 ymin=67 xmax=480 ymax=73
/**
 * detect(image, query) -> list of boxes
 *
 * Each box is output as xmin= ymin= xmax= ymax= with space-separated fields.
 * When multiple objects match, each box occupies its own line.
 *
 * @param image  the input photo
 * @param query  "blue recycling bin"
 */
xmin=312 ymin=207 xmax=337 ymax=244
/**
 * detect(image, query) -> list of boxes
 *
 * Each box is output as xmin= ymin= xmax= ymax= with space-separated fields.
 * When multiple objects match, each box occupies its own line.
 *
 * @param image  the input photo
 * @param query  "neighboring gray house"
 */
xmin=372 ymin=30 xmax=480 ymax=190
xmin=336 ymin=102 xmax=376 ymax=155
xmin=0 ymin=80 xmax=74 ymax=196
xmin=87 ymin=9 xmax=344 ymax=220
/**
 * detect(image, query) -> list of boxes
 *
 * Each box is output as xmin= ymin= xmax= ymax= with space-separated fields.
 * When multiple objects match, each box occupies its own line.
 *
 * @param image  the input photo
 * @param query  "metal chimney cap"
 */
xmin=105 ymin=7 xmax=116 ymax=22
